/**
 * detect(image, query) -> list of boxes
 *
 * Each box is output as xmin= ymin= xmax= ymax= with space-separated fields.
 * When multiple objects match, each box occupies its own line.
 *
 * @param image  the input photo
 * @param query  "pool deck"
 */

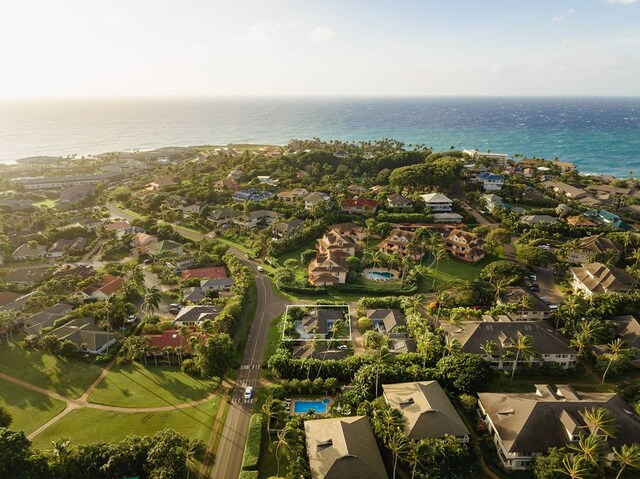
xmin=362 ymin=267 xmax=400 ymax=282
xmin=289 ymin=396 xmax=334 ymax=415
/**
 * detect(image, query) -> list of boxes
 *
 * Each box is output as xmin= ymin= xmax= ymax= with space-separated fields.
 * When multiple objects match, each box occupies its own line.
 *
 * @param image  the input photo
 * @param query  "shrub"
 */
xmin=238 ymin=472 xmax=259 ymax=479
xmin=241 ymin=414 xmax=264 ymax=471
xmin=358 ymin=316 xmax=373 ymax=331
xmin=181 ymin=358 xmax=196 ymax=375
xmin=459 ymin=393 xmax=478 ymax=411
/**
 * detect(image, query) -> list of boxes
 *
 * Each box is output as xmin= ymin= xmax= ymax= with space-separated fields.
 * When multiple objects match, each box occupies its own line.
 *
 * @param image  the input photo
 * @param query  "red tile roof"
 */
xmin=143 ymin=329 xmax=206 ymax=352
xmin=343 ymin=198 xmax=378 ymax=209
xmin=180 ymin=266 xmax=227 ymax=280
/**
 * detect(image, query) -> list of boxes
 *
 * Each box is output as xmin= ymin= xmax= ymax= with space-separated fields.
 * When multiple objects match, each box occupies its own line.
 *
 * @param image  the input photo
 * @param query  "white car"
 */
xmin=256 ymin=266 xmax=264 ymax=273
xmin=244 ymin=386 xmax=253 ymax=400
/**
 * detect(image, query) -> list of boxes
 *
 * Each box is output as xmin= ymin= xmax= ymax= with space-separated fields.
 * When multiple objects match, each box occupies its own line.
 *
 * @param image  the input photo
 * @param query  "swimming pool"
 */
xmin=366 ymin=271 xmax=394 ymax=280
xmin=292 ymin=398 xmax=331 ymax=414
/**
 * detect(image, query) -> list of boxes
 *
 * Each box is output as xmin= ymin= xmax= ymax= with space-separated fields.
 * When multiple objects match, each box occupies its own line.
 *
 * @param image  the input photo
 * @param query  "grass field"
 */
xmin=0 ymin=378 xmax=66 ymax=435
xmin=0 ymin=341 xmax=103 ymax=399
xmin=424 ymin=253 xmax=499 ymax=290
xmin=87 ymin=362 xmax=219 ymax=407
xmin=31 ymin=397 xmax=221 ymax=449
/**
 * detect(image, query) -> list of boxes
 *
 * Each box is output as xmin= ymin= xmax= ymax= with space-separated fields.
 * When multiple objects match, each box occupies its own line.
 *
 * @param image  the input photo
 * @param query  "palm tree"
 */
xmin=163 ymin=346 xmax=174 ymax=366
xmin=629 ymin=247 xmax=640 ymax=268
xmin=518 ymin=293 xmax=533 ymax=319
xmin=558 ymin=454 xmax=593 ymax=479
xmin=405 ymin=440 xmax=430 ymax=479
xmin=175 ymin=346 xmax=185 ymax=365
xmin=51 ymin=438 xmax=71 ymax=463
xmin=0 ymin=406 xmax=13 ymax=427
xmin=150 ymin=345 xmax=160 ymax=366
xmin=373 ymin=346 xmax=391 ymax=396
xmin=493 ymin=278 xmax=510 ymax=303
xmin=270 ymin=427 xmax=294 ymax=477
xmin=580 ymin=407 xmax=618 ymax=438
xmin=430 ymin=246 xmax=447 ymax=289
xmin=388 ymin=432 xmax=410 ymax=479
xmin=569 ymin=434 xmax=607 ymax=472
xmin=417 ymin=331 xmax=439 ymax=368
xmin=613 ymin=443 xmax=640 ymax=479
xmin=142 ymin=286 xmax=162 ymax=317
xmin=185 ymin=438 xmax=204 ymax=479
xmin=507 ymin=334 xmax=535 ymax=382
xmin=262 ymin=395 xmax=286 ymax=429
xmin=601 ymin=338 xmax=628 ymax=385
xmin=480 ymin=339 xmax=499 ymax=359
xmin=443 ymin=337 xmax=461 ymax=356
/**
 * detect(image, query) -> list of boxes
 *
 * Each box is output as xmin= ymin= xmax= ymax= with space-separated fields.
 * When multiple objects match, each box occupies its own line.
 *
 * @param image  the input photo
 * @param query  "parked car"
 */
xmin=256 ymin=266 xmax=264 ymax=273
xmin=126 ymin=314 xmax=138 ymax=323
xmin=244 ymin=386 xmax=253 ymax=399
xmin=169 ymin=303 xmax=181 ymax=314
xmin=529 ymin=283 xmax=540 ymax=292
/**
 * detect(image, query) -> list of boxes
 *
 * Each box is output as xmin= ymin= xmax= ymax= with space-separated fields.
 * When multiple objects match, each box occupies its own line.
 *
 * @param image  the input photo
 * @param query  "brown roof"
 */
xmin=180 ymin=266 xmax=227 ymax=280
xmin=0 ymin=292 xmax=22 ymax=306
xmin=479 ymin=385 xmax=640 ymax=454
xmin=143 ymin=329 xmax=206 ymax=352
xmin=383 ymin=381 xmax=469 ymax=440
xmin=304 ymin=416 xmax=388 ymax=479
xmin=611 ymin=315 xmax=640 ymax=349
xmin=570 ymin=263 xmax=638 ymax=294
xmin=567 ymin=216 xmax=597 ymax=227
xmin=574 ymin=235 xmax=622 ymax=256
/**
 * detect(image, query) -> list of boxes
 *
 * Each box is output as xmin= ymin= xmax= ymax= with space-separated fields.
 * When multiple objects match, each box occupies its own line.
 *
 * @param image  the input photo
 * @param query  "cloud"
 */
xmin=606 ymin=0 xmax=637 ymax=4
xmin=241 ymin=22 xmax=284 ymax=42
xmin=309 ymin=27 xmax=337 ymax=43
xmin=551 ymin=9 xmax=574 ymax=23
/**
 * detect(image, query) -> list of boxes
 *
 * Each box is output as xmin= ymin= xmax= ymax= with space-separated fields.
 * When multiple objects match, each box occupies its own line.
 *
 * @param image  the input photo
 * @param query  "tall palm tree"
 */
xmin=270 ymin=427 xmax=295 ymax=477
xmin=150 ymin=345 xmax=160 ymax=366
xmin=480 ymin=339 xmax=499 ymax=359
xmin=163 ymin=346 xmax=174 ymax=366
xmin=417 ymin=331 xmax=439 ymax=368
xmin=518 ymin=293 xmax=533 ymax=319
xmin=580 ymin=407 xmax=618 ymax=438
xmin=571 ymin=320 xmax=604 ymax=372
xmin=51 ymin=438 xmax=71 ymax=463
xmin=613 ymin=443 xmax=640 ymax=479
xmin=175 ymin=346 xmax=185 ymax=365
xmin=569 ymin=434 xmax=607 ymax=472
xmin=373 ymin=346 xmax=391 ymax=396
xmin=405 ymin=440 xmax=430 ymax=479
xmin=262 ymin=395 xmax=286 ymax=429
xmin=443 ymin=337 xmax=461 ymax=356
xmin=142 ymin=286 xmax=162 ymax=317
xmin=493 ymin=278 xmax=510 ymax=304
xmin=430 ymin=246 xmax=447 ymax=289
xmin=557 ymin=454 xmax=593 ymax=479
xmin=629 ymin=247 xmax=640 ymax=268
xmin=601 ymin=338 xmax=628 ymax=385
xmin=507 ymin=334 xmax=535 ymax=382
xmin=388 ymin=432 xmax=410 ymax=479
xmin=184 ymin=438 xmax=204 ymax=479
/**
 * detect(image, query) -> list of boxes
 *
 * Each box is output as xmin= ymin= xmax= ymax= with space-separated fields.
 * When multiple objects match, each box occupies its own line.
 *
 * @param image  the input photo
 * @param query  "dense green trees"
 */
xmin=193 ymin=333 xmax=235 ymax=378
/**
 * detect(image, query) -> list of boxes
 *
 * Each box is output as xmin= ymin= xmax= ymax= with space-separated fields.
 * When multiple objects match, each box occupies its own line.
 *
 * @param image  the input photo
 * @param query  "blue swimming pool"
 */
xmin=292 ymin=398 xmax=331 ymax=414
xmin=366 ymin=271 xmax=394 ymax=280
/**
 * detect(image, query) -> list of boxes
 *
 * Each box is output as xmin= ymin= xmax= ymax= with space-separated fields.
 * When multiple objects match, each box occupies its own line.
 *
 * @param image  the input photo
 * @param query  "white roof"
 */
xmin=420 ymin=193 xmax=452 ymax=203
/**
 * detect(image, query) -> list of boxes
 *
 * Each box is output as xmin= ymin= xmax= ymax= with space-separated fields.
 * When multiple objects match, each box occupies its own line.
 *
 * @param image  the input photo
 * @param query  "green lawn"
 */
xmin=0 ymin=341 xmax=104 ymax=399
xmin=424 ymin=254 xmax=499 ymax=289
xmin=31 ymin=397 xmax=221 ymax=449
xmin=87 ymin=362 xmax=219 ymax=407
xmin=0 ymin=378 xmax=66 ymax=435
xmin=34 ymin=198 xmax=57 ymax=208
xmin=262 ymin=314 xmax=284 ymax=365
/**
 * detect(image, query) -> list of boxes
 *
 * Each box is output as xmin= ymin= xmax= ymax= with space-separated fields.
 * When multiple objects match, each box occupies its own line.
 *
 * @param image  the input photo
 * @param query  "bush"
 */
xmin=181 ymin=358 xmax=196 ymax=374
xmin=459 ymin=393 xmax=478 ymax=411
xmin=358 ymin=316 xmax=373 ymax=331
xmin=241 ymin=414 xmax=264 ymax=471
xmin=238 ymin=472 xmax=259 ymax=479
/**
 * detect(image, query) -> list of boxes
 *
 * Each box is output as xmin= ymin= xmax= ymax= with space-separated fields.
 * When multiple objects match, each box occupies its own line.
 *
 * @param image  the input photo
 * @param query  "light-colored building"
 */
xmin=570 ymin=262 xmax=638 ymax=296
xmin=11 ymin=243 xmax=47 ymax=261
xmin=542 ymin=181 xmax=588 ymax=200
xmin=382 ymin=381 xmax=469 ymax=442
xmin=377 ymin=229 xmax=424 ymax=261
xmin=567 ymin=235 xmax=622 ymax=265
xmin=420 ymin=193 xmax=453 ymax=212
xmin=444 ymin=229 xmax=484 ymax=263
xmin=308 ymin=251 xmax=349 ymax=286
xmin=277 ymin=188 xmax=309 ymax=202
xmin=432 ymin=212 xmax=463 ymax=224
xmin=304 ymin=192 xmax=331 ymax=211
xmin=476 ymin=171 xmax=505 ymax=192
xmin=386 ymin=194 xmax=413 ymax=210
xmin=175 ymin=305 xmax=221 ymax=327
xmin=478 ymin=385 xmax=640 ymax=471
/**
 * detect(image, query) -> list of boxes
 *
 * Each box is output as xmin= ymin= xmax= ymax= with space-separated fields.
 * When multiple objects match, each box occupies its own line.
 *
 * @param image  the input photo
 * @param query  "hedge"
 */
xmin=279 ymin=284 xmax=329 ymax=296
xmin=241 ymin=414 xmax=264 ymax=471
xmin=238 ymin=472 xmax=259 ymax=479
xmin=332 ymin=283 xmax=417 ymax=295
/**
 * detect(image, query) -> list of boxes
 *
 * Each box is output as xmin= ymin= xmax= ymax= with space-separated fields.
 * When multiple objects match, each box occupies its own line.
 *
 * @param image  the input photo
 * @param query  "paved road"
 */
xmin=170 ymin=225 xmax=288 ymax=479
xmin=461 ymin=202 xmax=495 ymax=226
xmin=533 ymin=266 xmax=564 ymax=305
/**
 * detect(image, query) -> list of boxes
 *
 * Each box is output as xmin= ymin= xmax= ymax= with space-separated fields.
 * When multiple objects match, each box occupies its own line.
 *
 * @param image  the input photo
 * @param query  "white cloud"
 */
xmin=308 ymin=27 xmax=336 ymax=43
xmin=242 ymin=22 xmax=284 ymax=42
xmin=551 ymin=9 xmax=574 ymax=23
xmin=606 ymin=0 xmax=637 ymax=4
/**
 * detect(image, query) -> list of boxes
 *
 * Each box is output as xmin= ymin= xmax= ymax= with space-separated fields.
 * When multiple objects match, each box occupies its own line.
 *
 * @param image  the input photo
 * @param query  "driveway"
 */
xmin=532 ymin=266 xmax=564 ymax=306
xmin=461 ymin=202 xmax=495 ymax=226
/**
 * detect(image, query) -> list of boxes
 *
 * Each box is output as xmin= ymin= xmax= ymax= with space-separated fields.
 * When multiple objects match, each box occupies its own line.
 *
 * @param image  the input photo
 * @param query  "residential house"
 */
xmin=584 ymin=209 xmax=632 ymax=231
xmin=47 ymin=238 xmax=87 ymax=258
xmin=146 ymin=176 xmax=178 ymax=191
xmin=340 ymin=197 xmax=378 ymax=215
xmin=347 ymin=184 xmax=367 ymax=195
xmin=227 ymin=169 xmax=243 ymax=180
xmin=74 ymin=217 xmax=103 ymax=232
xmin=382 ymin=381 xmax=469 ymax=442
xmin=567 ymin=235 xmax=622 ymax=265
xmin=232 ymin=189 xmax=275 ymax=202
xmin=542 ymin=181 xmax=588 ymax=200
xmin=5 ymin=268 xmax=48 ymax=285
xmin=420 ymin=193 xmax=453 ymax=212
xmin=498 ymin=287 xmax=551 ymax=320
xmin=603 ymin=315 xmax=640 ymax=351
xmin=386 ymin=194 xmax=413 ymax=210
xmin=444 ymin=229 xmax=485 ymax=263
xmin=476 ymin=171 xmax=505 ymax=192
xmin=317 ymin=230 xmax=358 ymax=257
xmin=11 ymin=243 xmax=47 ymax=261
xmin=273 ymin=218 xmax=305 ymax=238
xmin=552 ymin=160 xmax=577 ymax=172
xmin=180 ymin=203 xmax=203 ymax=216
xmin=277 ymin=188 xmax=309 ymax=202
xmin=519 ymin=215 xmax=559 ymax=225
xmin=57 ymin=184 xmax=95 ymax=209
xmin=80 ymin=275 xmax=124 ymax=301
xmin=478 ymin=385 xmax=640 ymax=471
xmin=566 ymin=216 xmax=597 ymax=227
xmin=233 ymin=210 xmax=285 ymax=229
xmin=180 ymin=267 xmax=227 ymax=281
xmin=334 ymin=149 xmax=349 ymax=159
xmin=570 ymin=262 xmax=638 ymax=296
xmin=130 ymin=233 xmax=159 ymax=253
xmin=366 ymin=309 xmax=407 ymax=337
xmin=54 ymin=264 xmax=96 ymax=280
xmin=208 ymin=208 xmax=243 ymax=227
xmin=522 ymin=167 xmax=535 ymax=178
xmin=300 ymin=308 xmax=346 ymax=338
xmin=257 ymin=175 xmax=278 ymax=186
xmin=432 ymin=212 xmax=464 ymax=224
xmin=143 ymin=329 xmax=206 ymax=353
xmin=377 ymin=229 xmax=424 ymax=261
xmin=308 ymin=251 xmax=350 ymax=286
xmin=305 ymin=192 xmax=332 ymax=211
xmin=20 ymin=303 xmax=73 ymax=334
xmin=214 ymin=178 xmax=239 ymax=192
xmin=446 ymin=321 xmax=577 ymax=370
xmin=200 ymin=277 xmax=235 ymax=292
xmin=328 ymin=223 xmax=367 ymax=243
xmin=0 ymin=292 xmax=23 ymax=307
xmin=50 ymin=317 xmax=117 ymax=354
xmin=483 ymin=194 xmax=509 ymax=213
xmin=175 ymin=305 xmax=221 ymax=327
xmin=304 ymin=416 xmax=387 ymax=479
xmin=182 ymin=287 xmax=206 ymax=303
xmin=147 ymin=240 xmax=183 ymax=257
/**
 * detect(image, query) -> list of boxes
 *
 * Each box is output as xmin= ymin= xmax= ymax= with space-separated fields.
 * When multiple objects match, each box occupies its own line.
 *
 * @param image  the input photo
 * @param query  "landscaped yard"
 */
xmin=87 ymin=362 xmax=219 ymax=407
xmin=31 ymin=397 xmax=221 ymax=449
xmin=0 ymin=341 xmax=104 ymax=399
xmin=0 ymin=378 xmax=66 ymax=435
xmin=425 ymin=253 xmax=498 ymax=289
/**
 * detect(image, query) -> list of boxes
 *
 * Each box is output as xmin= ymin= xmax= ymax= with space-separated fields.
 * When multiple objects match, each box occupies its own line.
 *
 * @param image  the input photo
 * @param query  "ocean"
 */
xmin=0 ymin=97 xmax=639 ymax=176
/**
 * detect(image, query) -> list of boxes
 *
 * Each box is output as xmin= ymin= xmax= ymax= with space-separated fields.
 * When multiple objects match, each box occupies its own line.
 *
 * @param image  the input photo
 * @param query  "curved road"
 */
xmin=170 ymin=224 xmax=288 ymax=479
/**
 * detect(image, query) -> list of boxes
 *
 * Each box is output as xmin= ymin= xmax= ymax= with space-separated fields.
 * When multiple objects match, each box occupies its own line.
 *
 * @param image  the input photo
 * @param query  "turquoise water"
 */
xmin=292 ymin=398 xmax=330 ymax=414
xmin=366 ymin=271 xmax=394 ymax=280
xmin=0 ymin=97 xmax=638 ymax=175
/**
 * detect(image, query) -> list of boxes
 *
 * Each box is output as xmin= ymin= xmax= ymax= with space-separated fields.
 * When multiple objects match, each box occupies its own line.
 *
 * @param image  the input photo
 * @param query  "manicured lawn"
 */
xmin=262 ymin=314 xmax=284 ymax=365
xmin=31 ymin=397 xmax=221 ymax=449
xmin=87 ymin=362 xmax=219 ymax=407
xmin=0 ymin=341 xmax=104 ymax=399
xmin=0 ymin=378 xmax=66 ymax=435
xmin=426 ymin=254 xmax=499 ymax=288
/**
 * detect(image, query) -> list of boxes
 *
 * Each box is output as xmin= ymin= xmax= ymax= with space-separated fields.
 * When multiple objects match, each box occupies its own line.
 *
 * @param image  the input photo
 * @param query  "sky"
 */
xmin=1 ymin=0 xmax=639 ymax=97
